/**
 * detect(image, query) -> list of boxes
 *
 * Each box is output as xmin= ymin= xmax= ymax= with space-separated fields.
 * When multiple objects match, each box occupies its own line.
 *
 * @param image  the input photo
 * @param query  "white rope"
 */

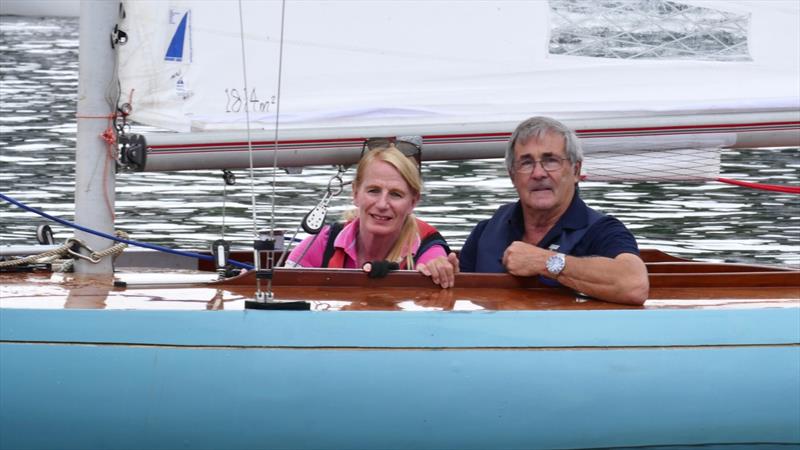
xmin=0 ymin=231 xmax=129 ymax=268
xmin=0 ymin=245 xmax=70 ymax=267
xmin=89 ymin=231 xmax=129 ymax=261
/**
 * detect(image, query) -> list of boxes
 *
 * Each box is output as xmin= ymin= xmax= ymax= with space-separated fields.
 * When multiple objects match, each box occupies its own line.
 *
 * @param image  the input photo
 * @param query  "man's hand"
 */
xmin=417 ymin=252 xmax=460 ymax=288
xmin=502 ymin=241 xmax=549 ymax=277
xmin=502 ymin=241 xmax=649 ymax=305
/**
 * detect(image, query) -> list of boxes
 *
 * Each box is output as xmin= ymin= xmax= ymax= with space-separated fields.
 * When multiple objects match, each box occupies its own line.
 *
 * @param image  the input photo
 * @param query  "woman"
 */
xmin=286 ymin=144 xmax=458 ymax=288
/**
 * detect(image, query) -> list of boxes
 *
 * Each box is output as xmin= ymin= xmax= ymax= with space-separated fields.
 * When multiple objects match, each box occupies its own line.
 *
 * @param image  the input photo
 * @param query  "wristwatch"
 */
xmin=545 ymin=253 xmax=566 ymax=277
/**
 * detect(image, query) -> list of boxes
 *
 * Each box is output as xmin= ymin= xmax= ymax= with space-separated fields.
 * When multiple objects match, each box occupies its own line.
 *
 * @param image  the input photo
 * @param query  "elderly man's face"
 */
xmin=510 ymin=132 xmax=580 ymax=216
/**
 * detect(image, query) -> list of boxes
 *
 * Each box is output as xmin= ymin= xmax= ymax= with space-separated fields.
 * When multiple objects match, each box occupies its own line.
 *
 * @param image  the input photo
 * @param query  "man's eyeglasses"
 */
xmin=361 ymin=136 xmax=423 ymax=168
xmin=514 ymin=156 xmax=567 ymax=173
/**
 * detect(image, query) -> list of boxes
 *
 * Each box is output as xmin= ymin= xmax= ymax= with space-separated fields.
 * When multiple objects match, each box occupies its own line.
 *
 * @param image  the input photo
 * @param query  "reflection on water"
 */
xmin=1 ymin=16 xmax=798 ymax=267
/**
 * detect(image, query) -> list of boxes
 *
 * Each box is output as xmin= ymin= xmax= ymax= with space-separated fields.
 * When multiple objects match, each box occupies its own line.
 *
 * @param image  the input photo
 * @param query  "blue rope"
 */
xmin=0 ymin=192 xmax=254 ymax=270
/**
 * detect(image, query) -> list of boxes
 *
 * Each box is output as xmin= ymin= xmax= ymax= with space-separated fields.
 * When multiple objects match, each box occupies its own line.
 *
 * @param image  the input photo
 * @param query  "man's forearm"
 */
xmin=555 ymin=253 xmax=649 ymax=305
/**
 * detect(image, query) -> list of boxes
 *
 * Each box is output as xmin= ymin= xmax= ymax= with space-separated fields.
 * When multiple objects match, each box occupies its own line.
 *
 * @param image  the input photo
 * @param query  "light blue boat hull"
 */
xmin=2 ymin=308 xmax=799 ymax=449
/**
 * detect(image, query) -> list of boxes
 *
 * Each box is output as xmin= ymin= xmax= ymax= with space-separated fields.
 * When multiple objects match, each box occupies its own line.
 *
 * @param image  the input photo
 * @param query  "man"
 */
xmin=459 ymin=116 xmax=649 ymax=305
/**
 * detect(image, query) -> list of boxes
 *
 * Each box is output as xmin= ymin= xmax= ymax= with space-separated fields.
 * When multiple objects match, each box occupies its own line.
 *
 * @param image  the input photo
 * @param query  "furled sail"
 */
xmin=116 ymin=0 xmax=800 ymax=173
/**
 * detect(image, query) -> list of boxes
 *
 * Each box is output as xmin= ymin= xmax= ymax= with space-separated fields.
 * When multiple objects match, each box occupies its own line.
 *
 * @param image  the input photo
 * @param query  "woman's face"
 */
xmin=353 ymin=159 xmax=419 ymax=238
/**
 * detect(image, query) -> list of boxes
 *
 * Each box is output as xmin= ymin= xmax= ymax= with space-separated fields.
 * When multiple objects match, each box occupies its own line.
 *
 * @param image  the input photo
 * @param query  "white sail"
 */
xmin=116 ymin=0 xmax=800 ymax=171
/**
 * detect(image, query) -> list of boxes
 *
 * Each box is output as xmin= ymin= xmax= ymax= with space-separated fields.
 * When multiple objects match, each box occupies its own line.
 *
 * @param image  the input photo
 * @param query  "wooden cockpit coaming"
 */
xmin=1 ymin=256 xmax=798 ymax=311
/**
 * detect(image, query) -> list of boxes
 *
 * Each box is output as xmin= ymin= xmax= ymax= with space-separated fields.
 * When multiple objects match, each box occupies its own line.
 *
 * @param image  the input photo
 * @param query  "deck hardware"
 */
xmin=222 ymin=170 xmax=236 ymax=185
xmin=36 ymin=225 xmax=55 ymax=245
xmin=246 ymin=229 xmax=310 ymax=310
xmin=118 ymin=133 xmax=147 ymax=171
xmin=211 ymin=239 xmax=231 ymax=280
xmin=66 ymin=238 xmax=102 ymax=264
xmin=301 ymin=166 xmax=346 ymax=235
xmin=110 ymin=24 xmax=127 ymax=48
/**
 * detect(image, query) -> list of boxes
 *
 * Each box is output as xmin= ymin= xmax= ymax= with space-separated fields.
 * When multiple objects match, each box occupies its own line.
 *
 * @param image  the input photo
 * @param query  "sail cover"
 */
xmin=116 ymin=0 xmax=800 ymax=170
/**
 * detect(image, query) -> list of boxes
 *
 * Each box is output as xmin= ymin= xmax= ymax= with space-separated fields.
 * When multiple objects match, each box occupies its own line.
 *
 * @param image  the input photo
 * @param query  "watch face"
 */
xmin=547 ymin=253 xmax=565 ymax=275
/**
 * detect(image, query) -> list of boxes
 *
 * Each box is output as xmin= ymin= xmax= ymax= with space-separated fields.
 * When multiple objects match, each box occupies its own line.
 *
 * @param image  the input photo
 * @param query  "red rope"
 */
xmin=75 ymin=90 xmax=136 ymax=221
xmin=76 ymin=112 xmax=119 ymax=220
xmin=100 ymin=127 xmax=116 ymax=145
xmin=101 ymin=117 xmax=117 ymax=221
xmin=717 ymin=177 xmax=800 ymax=194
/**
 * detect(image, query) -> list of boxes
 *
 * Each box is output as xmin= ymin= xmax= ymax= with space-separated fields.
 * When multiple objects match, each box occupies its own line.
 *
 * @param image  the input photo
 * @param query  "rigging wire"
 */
xmin=270 ymin=0 xmax=288 ymax=239
xmin=220 ymin=170 xmax=236 ymax=240
xmin=235 ymin=0 xmax=290 ymax=300
xmin=222 ymin=180 xmax=227 ymax=239
xmin=236 ymin=0 xmax=259 ymax=240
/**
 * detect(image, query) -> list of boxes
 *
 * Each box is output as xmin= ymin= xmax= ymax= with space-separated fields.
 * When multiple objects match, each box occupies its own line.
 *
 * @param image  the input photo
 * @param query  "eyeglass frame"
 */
xmin=512 ymin=155 xmax=569 ymax=174
xmin=360 ymin=137 xmax=423 ymax=172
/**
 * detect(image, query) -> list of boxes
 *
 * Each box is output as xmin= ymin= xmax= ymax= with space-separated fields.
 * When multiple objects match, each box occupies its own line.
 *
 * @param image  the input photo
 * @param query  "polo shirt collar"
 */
xmin=334 ymin=219 xmax=360 ymax=266
xmin=540 ymin=190 xmax=589 ymax=246
xmin=333 ymin=217 xmax=423 ymax=266
xmin=508 ymin=188 xmax=589 ymax=248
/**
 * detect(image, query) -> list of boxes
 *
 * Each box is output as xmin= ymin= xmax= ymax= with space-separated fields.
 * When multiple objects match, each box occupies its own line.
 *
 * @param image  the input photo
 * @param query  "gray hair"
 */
xmin=505 ymin=116 xmax=583 ymax=172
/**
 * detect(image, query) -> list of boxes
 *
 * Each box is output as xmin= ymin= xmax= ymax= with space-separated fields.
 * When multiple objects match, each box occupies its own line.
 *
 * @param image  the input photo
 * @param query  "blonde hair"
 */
xmin=347 ymin=145 xmax=423 ymax=268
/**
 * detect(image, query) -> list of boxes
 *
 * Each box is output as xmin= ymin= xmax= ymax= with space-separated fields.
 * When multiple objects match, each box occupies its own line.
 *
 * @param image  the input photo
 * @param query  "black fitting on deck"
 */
xmin=255 ymin=270 xmax=273 ymax=280
xmin=245 ymin=300 xmax=311 ymax=310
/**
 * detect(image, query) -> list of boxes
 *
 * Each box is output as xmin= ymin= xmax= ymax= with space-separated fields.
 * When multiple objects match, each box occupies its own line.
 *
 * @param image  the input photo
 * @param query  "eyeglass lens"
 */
xmin=516 ymin=156 xmax=565 ymax=173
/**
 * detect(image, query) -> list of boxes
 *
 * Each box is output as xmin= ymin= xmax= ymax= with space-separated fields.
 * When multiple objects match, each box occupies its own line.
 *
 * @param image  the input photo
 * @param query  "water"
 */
xmin=1 ymin=15 xmax=798 ymax=267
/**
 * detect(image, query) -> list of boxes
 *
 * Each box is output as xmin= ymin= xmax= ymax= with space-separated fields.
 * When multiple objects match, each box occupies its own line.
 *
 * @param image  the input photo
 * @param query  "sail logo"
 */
xmin=165 ymin=9 xmax=191 ymax=62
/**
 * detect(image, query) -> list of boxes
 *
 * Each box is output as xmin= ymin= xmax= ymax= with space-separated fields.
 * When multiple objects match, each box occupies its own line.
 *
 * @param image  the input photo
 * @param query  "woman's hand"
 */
xmin=417 ymin=252 xmax=459 ymax=289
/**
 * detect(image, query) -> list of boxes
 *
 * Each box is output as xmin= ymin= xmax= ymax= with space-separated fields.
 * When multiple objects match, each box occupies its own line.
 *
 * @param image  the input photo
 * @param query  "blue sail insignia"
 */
xmin=165 ymin=11 xmax=189 ymax=62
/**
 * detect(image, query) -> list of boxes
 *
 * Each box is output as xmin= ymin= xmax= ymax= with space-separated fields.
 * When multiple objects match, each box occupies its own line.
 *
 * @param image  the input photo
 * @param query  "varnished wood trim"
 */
xmin=646 ymin=262 xmax=791 ymax=273
xmin=648 ymin=271 xmax=800 ymax=288
xmin=201 ymin=248 xmax=696 ymax=271
xmin=215 ymin=267 xmax=800 ymax=289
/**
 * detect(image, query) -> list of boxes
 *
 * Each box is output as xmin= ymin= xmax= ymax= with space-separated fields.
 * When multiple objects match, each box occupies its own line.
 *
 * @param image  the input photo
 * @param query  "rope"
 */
xmin=0 ymin=192 xmax=254 ymax=270
xmin=89 ymin=230 xmax=129 ymax=260
xmin=75 ymin=111 xmax=118 ymax=221
xmin=716 ymin=177 xmax=800 ymax=194
xmin=0 ymin=243 xmax=70 ymax=268
xmin=0 ymin=230 xmax=129 ymax=268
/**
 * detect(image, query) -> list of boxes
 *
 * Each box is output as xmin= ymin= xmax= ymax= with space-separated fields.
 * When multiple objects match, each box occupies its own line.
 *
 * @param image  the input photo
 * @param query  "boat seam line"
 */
xmin=1 ymin=341 xmax=797 ymax=350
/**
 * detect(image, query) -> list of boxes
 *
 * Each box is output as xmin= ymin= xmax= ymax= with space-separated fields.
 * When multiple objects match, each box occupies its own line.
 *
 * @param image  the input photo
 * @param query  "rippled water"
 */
xmin=1 ymin=16 xmax=798 ymax=267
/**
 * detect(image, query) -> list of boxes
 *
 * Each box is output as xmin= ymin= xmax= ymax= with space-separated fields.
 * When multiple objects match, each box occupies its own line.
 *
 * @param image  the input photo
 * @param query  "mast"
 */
xmin=73 ymin=0 xmax=119 ymax=274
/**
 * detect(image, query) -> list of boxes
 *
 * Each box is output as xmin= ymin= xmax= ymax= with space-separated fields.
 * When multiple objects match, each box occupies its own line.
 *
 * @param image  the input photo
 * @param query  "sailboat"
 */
xmin=1 ymin=1 xmax=799 ymax=449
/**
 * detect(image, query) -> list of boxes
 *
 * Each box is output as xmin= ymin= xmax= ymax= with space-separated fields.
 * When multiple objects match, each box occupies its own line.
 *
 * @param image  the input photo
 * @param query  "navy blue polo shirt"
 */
xmin=460 ymin=192 xmax=640 ymax=273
